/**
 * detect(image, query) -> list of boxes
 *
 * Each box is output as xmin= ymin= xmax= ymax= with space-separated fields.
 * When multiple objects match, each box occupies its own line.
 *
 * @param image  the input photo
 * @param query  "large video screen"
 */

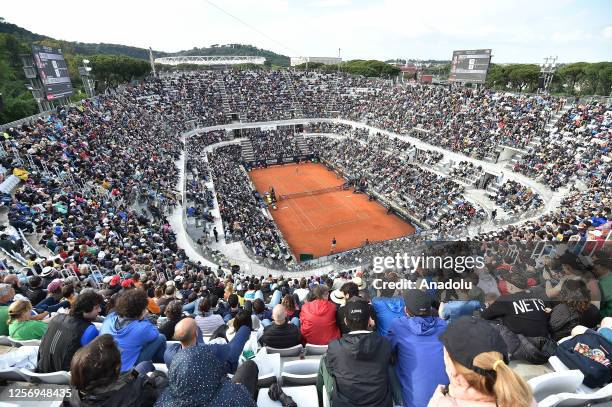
xmin=32 ymin=45 xmax=74 ymax=100
xmin=448 ymin=49 xmax=492 ymax=84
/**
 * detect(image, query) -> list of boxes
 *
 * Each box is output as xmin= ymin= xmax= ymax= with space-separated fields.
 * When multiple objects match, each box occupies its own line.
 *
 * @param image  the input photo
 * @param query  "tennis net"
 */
xmin=279 ymin=185 xmax=344 ymax=200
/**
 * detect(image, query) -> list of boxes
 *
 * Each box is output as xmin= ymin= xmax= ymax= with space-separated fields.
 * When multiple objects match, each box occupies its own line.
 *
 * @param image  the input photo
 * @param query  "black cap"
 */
xmin=403 ymin=290 xmax=432 ymax=316
xmin=344 ymin=299 xmax=370 ymax=323
xmin=439 ymin=317 xmax=508 ymax=375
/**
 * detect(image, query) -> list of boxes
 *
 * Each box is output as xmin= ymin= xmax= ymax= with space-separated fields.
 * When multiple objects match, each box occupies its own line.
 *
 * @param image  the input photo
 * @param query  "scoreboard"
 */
xmin=32 ymin=45 xmax=74 ymax=100
xmin=448 ymin=49 xmax=492 ymax=84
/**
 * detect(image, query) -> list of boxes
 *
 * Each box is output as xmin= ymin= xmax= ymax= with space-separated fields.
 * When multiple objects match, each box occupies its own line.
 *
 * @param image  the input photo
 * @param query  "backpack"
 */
xmin=556 ymin=332 xmax=612 ymax=388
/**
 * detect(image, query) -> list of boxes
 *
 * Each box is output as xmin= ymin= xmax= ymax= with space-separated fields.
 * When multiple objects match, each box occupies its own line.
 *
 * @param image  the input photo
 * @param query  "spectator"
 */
xmin=35 ymin=278 xmax=66 ymax=312
xmin=371 ymin=273 xmax=406 ymax=336
xmin=260 ymin=304 xmax=301 ymax=349
xmin=4 ymin=274 xmax=25 ymax=296
xmin=223 ymin=293 xmax=242 ymax=323
xmin=549 ymin=280 xmax=600 ymax=341
xmin=595 ymin=257 xmax=612 ymax=317
xmin=164 ymin=317 xmax=250 ymax=374
xmin=25 ymin=275 xmax=46 ymax=306
xmin=37 ymin=290 xmax=104 ymax=373
xmin=389 ymin=290 xmax=448 ymax=407
xmin=100 ymin=289 xmax=166 ymax=372
xmin=336 ymin=282 xmax=361 ymax=335
xmin=156 ymin=345 xmax=258 ymax=407
xmin=318 ymin=300 xmax=393 ymax=407
xmin=430 ymin=317 xmax=535 ymax=407
xmin=8 ymin=299 xmax=51 ymax=340
xmin=281 ymin=294 xmax=300 ymax=326
xmin=300 ymin=285 xmax=341 ymax=345
xmin=0 ymin=283 xmax=15 ymax=336
xmin=293 ymin=279 xmax=309 ymax=303
xmin=480 ymin=283 xmax=550 ymax=337
xmin=195 ymin=296 xmax=225 ymax=336
xmin=252 ymin=298 xmax=272 ymax=325
xmin=158 ymin=300 xmax=185 ymax=341
xmin=439 ymin=286 xmax=485 ymax=323
xmin=66 ymin=334 xmax=165 ymax=407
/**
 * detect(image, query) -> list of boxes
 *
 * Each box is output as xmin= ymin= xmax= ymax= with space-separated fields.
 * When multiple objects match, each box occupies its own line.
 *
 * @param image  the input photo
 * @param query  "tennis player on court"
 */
xmin=331 ymin=237 xmax=337 ymax=254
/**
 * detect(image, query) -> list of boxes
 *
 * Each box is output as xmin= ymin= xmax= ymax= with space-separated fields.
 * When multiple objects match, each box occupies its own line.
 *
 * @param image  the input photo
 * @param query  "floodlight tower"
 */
xmin=149 ymin=47 xmax=157 ymax=78
xmin=539 ymin=56 xmax=558 ymax=94
xmin=78 ymin=59 xmax=95 ymax=98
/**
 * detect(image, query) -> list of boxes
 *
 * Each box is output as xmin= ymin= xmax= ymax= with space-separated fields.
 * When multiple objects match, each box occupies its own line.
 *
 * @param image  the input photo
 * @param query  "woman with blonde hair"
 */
xmin=224 ymin=283 xmax=234 ymax=301
xmin=8 ymin=300 xmax=53 ymax=340
xmin=429 ymin=317 xmax=536 ymax=407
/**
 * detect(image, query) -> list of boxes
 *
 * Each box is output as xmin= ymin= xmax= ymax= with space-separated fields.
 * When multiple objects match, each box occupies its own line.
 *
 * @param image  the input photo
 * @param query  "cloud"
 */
xmin=550 ymin=29 xmax=593 ymax=43
xmin=308 ymin=0 xmax=352 ymax=7
xmin=2 ymin=0 xmax=610 ymax=63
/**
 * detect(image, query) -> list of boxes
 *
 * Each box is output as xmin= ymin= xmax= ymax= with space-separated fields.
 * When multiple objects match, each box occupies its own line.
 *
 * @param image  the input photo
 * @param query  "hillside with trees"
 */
xmin=485 ymin=62 xmax=612 ymax=95
xmin=294 ymin=59 xmax=400 ymax=78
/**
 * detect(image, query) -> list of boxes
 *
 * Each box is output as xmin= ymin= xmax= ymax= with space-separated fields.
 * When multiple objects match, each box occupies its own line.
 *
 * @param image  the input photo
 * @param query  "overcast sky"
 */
xmin=3 ymin=0 xmax=611 ymax=63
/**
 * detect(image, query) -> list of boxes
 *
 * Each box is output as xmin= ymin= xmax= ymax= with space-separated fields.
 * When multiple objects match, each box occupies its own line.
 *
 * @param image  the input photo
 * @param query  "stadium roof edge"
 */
xmin=154 ymin=55 xmax=266 ymax=66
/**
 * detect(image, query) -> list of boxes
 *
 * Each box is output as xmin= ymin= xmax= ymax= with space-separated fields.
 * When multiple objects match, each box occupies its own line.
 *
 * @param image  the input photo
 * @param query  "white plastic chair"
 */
xmin=280 ymin=359 xmax=320 ymax=386
xmin=548 ymin=356 xmax=569 ymax=372
xmin=265 ymin=344 xmax=303 ymax=357
xmin=257 ymin=385 xmax=318 ymax=407
xmin=539 ymin=383 xmax=612 ymax=407
xmin=252 ymin=348 xmax=281 ymax=387
xmin=528 ymin=370 xmax=584 ymax=402
xmin=547 ymin=355 xmax=598 ymax=394
xmin=19 ymin=369 xmax=71 ymax=385
xmin=304 ymin=343 xmax=328 ymax=356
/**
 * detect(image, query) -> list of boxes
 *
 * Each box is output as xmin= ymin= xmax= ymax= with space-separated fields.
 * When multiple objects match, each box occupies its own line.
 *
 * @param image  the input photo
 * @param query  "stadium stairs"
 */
xmin=240 ymin=139 xmax=256 ymax=162
xmin=483 ymin=146 xmax=503 ymax=163
xmin=505 ymin=151 xmax=525 ymax=170
xmin=282 ymin=70 xmax=305 ymax=119
xmin=325 ymin=79 xmax=340 ymax=118
xmin=523 ymin=102 xmax=575 ymax=154
xmin=294 ymin=133 xmax=310 ymax=155
xmin=215 ymin=72 xmax=235 ymax=123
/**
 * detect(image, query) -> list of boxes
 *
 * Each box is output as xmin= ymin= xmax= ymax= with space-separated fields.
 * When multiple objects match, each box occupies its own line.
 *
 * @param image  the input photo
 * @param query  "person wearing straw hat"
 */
xmin=429 ymin=316 xmax=536 ymax=407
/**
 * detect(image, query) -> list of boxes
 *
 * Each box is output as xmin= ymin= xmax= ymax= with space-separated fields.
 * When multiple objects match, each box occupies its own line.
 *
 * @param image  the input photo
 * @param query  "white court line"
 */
xmin=292 ymin=198 xmax=318 ymax=230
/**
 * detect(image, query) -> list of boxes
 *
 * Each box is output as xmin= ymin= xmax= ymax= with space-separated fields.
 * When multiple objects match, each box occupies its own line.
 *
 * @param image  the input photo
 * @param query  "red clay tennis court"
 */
xmin=248 ymin=162 xmax=415 ymax=259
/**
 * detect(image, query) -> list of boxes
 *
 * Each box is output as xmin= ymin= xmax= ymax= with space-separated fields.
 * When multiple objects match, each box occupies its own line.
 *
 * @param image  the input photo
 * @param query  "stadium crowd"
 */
xmin=492 ymin=181 xmax=544 ymax=216
xmin=0 ymin=69 xmax=608 ymax=406
xmin=307 ymin=136 xmax=485 ymax=234
xmin=208 ymin=145 xmax=292 ymax=266
xmin=244 ymin=128 xmax=303 ymax=161
xmin=0 ymin=237 xmax=610 ymax=406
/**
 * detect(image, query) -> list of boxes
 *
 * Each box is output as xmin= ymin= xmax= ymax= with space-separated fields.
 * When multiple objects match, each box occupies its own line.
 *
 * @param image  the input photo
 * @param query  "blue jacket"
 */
xmin=388 ymin=316 xmax=448 ymax=407
xmin=100 ymin=312 xmax=160 ymax=372
xmin=439 ymin=300 xmax=482 ymax=323
xmin=371 ymin=296 xmax=406 ymax=337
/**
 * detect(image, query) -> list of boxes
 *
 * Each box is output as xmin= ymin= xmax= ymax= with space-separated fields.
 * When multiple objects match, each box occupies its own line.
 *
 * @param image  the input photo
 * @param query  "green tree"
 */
xmin=506 ymin=64 xmax=539 ymax=92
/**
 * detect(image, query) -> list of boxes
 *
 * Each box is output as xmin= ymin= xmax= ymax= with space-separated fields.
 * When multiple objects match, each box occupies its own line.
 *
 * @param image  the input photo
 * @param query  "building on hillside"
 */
xmin=290 ymin=56 xmax=342 ymax=66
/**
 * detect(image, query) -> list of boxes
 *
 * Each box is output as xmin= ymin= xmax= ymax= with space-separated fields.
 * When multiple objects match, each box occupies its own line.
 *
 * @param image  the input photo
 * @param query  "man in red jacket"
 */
xmin=300 ymin=285 xmax=340 ymax=345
